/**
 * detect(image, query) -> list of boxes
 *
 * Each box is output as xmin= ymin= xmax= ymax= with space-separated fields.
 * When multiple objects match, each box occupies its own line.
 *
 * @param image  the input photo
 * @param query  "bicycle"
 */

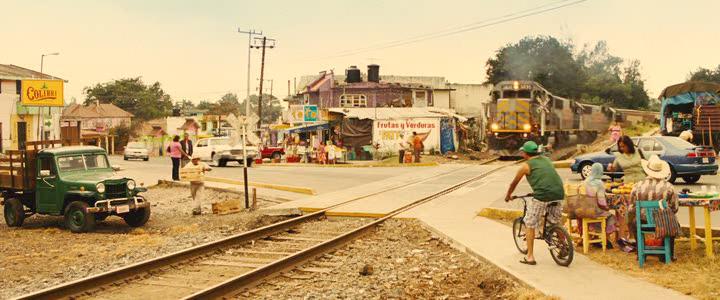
xmin=510 ymin=193 xmax=574 ymax=266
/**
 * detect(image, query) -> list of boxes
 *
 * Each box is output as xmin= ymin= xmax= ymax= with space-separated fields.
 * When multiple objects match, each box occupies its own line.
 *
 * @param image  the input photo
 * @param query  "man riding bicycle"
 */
xmin=505 ymin=141 xmax=565 ymax=265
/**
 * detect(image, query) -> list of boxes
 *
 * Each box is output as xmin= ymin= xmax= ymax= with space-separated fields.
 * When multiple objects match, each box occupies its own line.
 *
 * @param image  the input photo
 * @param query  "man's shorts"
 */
xmin=524 ymin=198 xmax=563 ymax=229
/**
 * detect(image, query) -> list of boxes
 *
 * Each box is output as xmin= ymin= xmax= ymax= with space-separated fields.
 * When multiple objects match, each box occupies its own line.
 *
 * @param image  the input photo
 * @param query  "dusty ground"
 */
xmin=586 ymin=242 xmax=720 ymax=300
xmin=242 ymin=219 xmax=550 ymax=300
xmin=0 ymin=184 xmax=286 ymax=299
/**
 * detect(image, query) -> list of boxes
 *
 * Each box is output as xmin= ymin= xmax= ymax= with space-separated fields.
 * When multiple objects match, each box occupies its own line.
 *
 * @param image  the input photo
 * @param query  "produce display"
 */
xmin=605 ymin=181 xmax=635 ymax=195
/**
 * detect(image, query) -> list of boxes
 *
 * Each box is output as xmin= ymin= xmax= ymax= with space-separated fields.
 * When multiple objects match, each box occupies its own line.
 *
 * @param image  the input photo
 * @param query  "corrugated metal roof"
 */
xmin=62 ymin=103 xmax=134 ymax=119
xmin=0 ymin=64 xmax=65 ymax=81
xmin=328 ymin=107 xmax=467 ymax=121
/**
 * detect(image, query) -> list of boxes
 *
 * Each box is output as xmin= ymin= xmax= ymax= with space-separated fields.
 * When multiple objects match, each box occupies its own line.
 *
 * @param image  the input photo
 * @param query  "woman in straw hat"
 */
xmin=628 ymin=154 xmax=679 ymax=260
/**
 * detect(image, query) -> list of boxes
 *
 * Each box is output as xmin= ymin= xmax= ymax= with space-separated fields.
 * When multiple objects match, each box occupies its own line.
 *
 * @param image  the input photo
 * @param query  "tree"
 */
xmin=485 ymin=36 xmax=651 ymax=109
xmin=172 ymin=99 xmax=196 ymax=116
xmin=83 ymin=77 xmax=173 ymax=121
xmin=197 ymin=100 xmax=214 ymax=110
xmin=486 ymin=36 xmax=586 ymax=99
xmin=208 ymin=93 xmax=242 ymax=116
xmin=688 ymin=65 xmax=720 ymax=83
xmin=241 ymin=94 xmax=283 ymax=124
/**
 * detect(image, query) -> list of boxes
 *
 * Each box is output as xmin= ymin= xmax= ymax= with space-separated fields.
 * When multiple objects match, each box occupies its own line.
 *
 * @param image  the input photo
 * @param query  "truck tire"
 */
xmin=4 ymin=198 xmax=25 ymax=227
xmin=218 ymin=159 xmax=227 ymax=167
xmin=272 ymin=152 xmax=281 ymax=160
xmin=64 ymin=201 xmax=96 ymax=233
xmin=123 ymin=206 xmax=151 ymax=227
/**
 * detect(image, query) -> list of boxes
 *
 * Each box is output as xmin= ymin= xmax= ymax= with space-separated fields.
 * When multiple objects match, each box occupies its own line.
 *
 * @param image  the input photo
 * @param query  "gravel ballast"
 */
xmin=0 ymin=184 xmax=284 ymax=299
xmin=242 ymin=219 xmax=548 ymax=299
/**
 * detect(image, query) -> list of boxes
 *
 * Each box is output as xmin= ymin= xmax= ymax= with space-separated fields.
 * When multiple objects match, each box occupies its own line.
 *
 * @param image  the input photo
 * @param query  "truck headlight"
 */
xmin=127 ymin=180 xmax=136 ymax=190
xmin=523 ymin=123 xmax=532 ymax=131
xmin=96 ymin=183 xmax=106 ymax=194
xmin=491 ymin=123 xmax=499 ymax=131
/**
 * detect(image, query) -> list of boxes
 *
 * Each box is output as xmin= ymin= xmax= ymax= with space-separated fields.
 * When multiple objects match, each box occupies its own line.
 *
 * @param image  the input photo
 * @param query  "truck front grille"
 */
xmin=105 ymin=183 xmax=128 ymax=199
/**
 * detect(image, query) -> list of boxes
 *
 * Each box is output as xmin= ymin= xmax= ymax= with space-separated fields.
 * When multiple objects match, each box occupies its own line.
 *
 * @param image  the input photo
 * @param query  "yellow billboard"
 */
xmin=21 ymin=79 xmax=64 ymax=107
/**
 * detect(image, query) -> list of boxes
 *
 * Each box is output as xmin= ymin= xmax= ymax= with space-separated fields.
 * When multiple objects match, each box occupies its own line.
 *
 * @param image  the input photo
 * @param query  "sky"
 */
xmin=2 ymin=0 xmax=719 ymax=105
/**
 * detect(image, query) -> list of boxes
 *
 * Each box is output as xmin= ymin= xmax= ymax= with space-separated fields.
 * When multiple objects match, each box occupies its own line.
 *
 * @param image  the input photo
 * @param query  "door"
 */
xmin=36 ymin=156 xmax=62 ymax=214
xmin=17 ymin=121 xmax=27 ymax=149
xmin=638 ymin=138 xmax=664 ymax=159
xmin=194 ymin=139 xmax=210 ymax=160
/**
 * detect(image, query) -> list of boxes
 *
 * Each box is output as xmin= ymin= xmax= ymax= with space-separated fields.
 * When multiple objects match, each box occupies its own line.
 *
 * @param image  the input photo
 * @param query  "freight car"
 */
xmin=486 ymin=80 xmax=657 ymax=156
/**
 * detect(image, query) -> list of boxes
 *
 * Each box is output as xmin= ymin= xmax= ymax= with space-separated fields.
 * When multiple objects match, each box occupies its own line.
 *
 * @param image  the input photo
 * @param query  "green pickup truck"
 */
xmin=1 ymin=145 xmax=151 ymax=233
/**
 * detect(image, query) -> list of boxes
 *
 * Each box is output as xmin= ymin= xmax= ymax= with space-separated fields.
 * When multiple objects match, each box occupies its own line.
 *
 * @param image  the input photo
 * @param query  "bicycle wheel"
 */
xmin=546 ymin=225 xmax=574 ymax=267
xmin=512 ymin=217 xmax=528 ymax=254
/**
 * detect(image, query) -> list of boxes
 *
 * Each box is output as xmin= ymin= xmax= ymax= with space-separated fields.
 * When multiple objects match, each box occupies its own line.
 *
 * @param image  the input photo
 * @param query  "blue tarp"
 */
xmin=660 ymin=92 xmax=720 ymax=130
xmin=286 ymin=122 xmax=329 ymax=134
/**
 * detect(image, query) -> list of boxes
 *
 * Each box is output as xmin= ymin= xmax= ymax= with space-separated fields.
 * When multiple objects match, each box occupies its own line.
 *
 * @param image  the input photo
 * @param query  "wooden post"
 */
xmin=111 ymin=136 xmax=115 ymax=154
xmin=251 ymin=188 xmax=257 ymax=211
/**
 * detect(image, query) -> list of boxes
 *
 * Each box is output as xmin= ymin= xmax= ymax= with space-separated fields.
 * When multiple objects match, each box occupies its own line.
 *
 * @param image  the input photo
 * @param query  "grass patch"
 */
xmin=585 ymin=241 xmax=720 ymax=299
xmin=624 ymin=121 xmax=658 ymax=137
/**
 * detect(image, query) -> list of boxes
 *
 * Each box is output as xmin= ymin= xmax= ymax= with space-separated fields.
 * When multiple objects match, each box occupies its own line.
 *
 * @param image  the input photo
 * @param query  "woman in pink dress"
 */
xmin=168 ymin=135 xmax=188 ymax=181
xmin=608 ymin=121 xmax=622 ymax=143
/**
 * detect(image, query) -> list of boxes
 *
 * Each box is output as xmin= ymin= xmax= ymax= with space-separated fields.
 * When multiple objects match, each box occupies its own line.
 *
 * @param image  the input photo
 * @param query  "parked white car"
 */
xmin=123 ymin=141 xmax=149 ymax=161
xmin=194 ymin=137 xmax=258 ymax=167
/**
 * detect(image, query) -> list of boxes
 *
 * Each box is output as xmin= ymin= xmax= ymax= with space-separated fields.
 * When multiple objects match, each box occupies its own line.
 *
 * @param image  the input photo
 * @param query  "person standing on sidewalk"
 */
xmin=184 ymin=155 xmax=212 ymax=215
xmin=412 ymin=132 xmax=424 ymax=163
xmin=168 ymin=135 xmax=188 ymax=181
xmin=505 ymin=141 xmax=565 ymax=265
xmin=398 ymin=133 xmax=408 ymax=164
xmin=180 ymin=133 xmax=194 ymax=167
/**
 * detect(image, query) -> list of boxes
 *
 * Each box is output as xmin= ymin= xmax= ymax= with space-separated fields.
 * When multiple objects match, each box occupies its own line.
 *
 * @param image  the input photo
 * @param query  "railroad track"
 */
xmin=18 ymin=159 xmax=517 ymax=300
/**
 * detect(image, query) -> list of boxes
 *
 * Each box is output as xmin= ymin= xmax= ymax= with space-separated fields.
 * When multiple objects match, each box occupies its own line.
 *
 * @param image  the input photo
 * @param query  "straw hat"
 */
xmin=641 ymin=155 xmax=671 ymax=179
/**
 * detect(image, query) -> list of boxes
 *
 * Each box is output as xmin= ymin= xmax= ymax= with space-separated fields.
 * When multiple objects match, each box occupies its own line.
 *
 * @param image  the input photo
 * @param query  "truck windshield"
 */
xmin=57 ymin=154 xmax=110 ymax=172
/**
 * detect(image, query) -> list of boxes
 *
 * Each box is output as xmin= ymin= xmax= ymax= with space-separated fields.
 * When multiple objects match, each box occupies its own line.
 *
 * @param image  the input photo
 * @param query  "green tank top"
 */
xmin=526 ymin=156 xmax=565 ymax=201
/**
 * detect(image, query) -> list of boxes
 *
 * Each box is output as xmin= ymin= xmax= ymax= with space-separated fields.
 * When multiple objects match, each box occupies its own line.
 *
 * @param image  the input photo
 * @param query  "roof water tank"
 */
xmin=367 ymin=64 xmax=380 ymax=83
xmin=345 ymin=66 xmax=361 ymax=83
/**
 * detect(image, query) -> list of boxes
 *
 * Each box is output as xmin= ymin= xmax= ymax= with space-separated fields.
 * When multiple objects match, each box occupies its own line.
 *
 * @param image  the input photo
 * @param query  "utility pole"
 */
xmin=238 ymin=28 xmax=261 ymax=209
xmin=238 ymin=28 xmax=262 ymax=117
xmin=251 ymin=36 xmax=276 ymax=130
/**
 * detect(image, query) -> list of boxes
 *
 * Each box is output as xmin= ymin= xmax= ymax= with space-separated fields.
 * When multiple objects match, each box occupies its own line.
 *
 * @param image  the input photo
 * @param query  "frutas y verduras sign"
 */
xmin=21 ymin=80 xmax=64 ymax=107
xmin=372 ymin=118 xmax=440 ymax=152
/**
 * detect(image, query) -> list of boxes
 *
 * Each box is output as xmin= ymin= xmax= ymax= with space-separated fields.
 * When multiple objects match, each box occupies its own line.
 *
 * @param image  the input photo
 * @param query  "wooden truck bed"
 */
xmin=0 ymin=140 xmax=63 ymax=191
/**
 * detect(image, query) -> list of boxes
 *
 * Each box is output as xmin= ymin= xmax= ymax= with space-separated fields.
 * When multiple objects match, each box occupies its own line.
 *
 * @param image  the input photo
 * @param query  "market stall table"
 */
xmin=676 ymin=198 xmax=720 ymax=258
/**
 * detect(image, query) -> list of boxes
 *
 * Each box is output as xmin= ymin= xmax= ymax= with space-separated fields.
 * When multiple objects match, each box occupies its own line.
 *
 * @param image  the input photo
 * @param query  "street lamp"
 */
xmin=40 ymin=52 xmax=60 ymax=75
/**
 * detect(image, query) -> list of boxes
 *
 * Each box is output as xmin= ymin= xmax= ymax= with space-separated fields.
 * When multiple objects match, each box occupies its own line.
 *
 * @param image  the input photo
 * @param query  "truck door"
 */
xmin=36 ymin=156 xmax=62 ymax=215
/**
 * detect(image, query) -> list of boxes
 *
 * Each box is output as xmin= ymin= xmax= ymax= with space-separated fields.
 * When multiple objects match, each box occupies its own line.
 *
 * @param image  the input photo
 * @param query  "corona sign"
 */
xmin=21 ymin=80 xmax=64 ymax=107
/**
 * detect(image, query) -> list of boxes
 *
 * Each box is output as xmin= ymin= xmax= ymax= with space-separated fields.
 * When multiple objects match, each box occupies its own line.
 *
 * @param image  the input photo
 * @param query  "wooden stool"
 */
xmin=565 ymin=215 xmax=608 ymax=254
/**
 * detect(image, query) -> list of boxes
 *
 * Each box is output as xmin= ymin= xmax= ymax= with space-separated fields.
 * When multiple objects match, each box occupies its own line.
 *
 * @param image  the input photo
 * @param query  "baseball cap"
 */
xmin=519 ymin=141 xmax=539 ymax=154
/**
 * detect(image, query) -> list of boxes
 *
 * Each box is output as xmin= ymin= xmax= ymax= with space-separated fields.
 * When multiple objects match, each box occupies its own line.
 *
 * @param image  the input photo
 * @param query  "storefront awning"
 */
xmin=286 ymin=122 xmax=330 ymax=134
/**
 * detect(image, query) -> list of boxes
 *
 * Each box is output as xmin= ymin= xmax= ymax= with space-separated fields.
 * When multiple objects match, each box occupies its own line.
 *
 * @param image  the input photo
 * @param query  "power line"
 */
xmin=302 ymin=0 xmax=588 ymax=62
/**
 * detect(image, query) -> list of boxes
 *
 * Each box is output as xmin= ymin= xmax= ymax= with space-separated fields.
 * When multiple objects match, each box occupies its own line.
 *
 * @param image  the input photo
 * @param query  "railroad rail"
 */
xmin=17 ymin=158 xmax=516 ymax=300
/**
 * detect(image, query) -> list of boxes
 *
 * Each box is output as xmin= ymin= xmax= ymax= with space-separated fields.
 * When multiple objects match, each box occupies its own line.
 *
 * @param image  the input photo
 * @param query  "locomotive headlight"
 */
xmin=523 ymin=123 xmax=532 ymax=131
xmin=491 ymin=123 xmax=499 ymax=131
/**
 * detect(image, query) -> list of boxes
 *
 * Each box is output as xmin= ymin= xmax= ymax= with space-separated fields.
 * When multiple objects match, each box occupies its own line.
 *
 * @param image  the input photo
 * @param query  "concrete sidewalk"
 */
xmin=399 ymin=166 xmax=691 ymax=300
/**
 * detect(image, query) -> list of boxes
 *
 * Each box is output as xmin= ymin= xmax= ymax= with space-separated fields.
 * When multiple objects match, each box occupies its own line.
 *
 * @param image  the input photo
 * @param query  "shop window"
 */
xmin=340 ymin=94 xmax=367 ymax=108
xmin=554 ymin=98 xmax=564 ymax=109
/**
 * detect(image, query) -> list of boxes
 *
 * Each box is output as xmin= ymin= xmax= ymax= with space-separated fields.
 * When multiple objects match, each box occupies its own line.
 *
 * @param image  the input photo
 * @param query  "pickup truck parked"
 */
xmin=1 ymin=142 xmax=150 ymax=233
xmin=194 ymin=137 xmax=259 ymax=167
xmin=261 ymin=146 xmax=285 ymax=160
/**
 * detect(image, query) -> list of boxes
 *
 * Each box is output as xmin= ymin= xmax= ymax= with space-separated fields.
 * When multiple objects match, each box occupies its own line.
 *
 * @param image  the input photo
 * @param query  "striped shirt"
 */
xmin=629 ymin=178 xmax=679 ymax=213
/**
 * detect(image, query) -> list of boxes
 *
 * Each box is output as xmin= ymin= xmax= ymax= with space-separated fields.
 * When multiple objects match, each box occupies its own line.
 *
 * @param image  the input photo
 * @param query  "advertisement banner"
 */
xmin=303 ymin=105 xmax=318 ymax=122
xmin=289 ymin=105 xmax=304 ymax=123
xmin=21 ymin=79 xmax=64 ymax=107
xmin=372 ymin=118 xmax=441 ymax=153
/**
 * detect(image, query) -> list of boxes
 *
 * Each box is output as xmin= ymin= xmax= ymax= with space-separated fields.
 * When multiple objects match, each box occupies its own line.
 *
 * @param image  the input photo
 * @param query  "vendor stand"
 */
xmin=677 ymin=198 xmax=720 ymax=258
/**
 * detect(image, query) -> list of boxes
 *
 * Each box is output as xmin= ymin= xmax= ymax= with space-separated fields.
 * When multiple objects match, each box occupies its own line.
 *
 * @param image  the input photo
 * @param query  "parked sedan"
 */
xmin=123 ymin=142 xmax=149 ymax=161
xmin=571 ymin=136 xmax=718 ymax=183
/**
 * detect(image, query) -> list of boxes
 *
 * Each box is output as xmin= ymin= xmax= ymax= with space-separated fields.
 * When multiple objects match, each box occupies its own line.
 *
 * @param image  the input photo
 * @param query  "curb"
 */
xmin=553 ymin=160 xmax=573 ymax=168
xmin=257 ymin=162 xmax=440 ymax=168
xmin=157 ymin=180 xmax=293 ymax=203
xmin=477 ymin=207 xmax=523 ymax=222
xmin=204 ymin=176 xmax=317 ymax=195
